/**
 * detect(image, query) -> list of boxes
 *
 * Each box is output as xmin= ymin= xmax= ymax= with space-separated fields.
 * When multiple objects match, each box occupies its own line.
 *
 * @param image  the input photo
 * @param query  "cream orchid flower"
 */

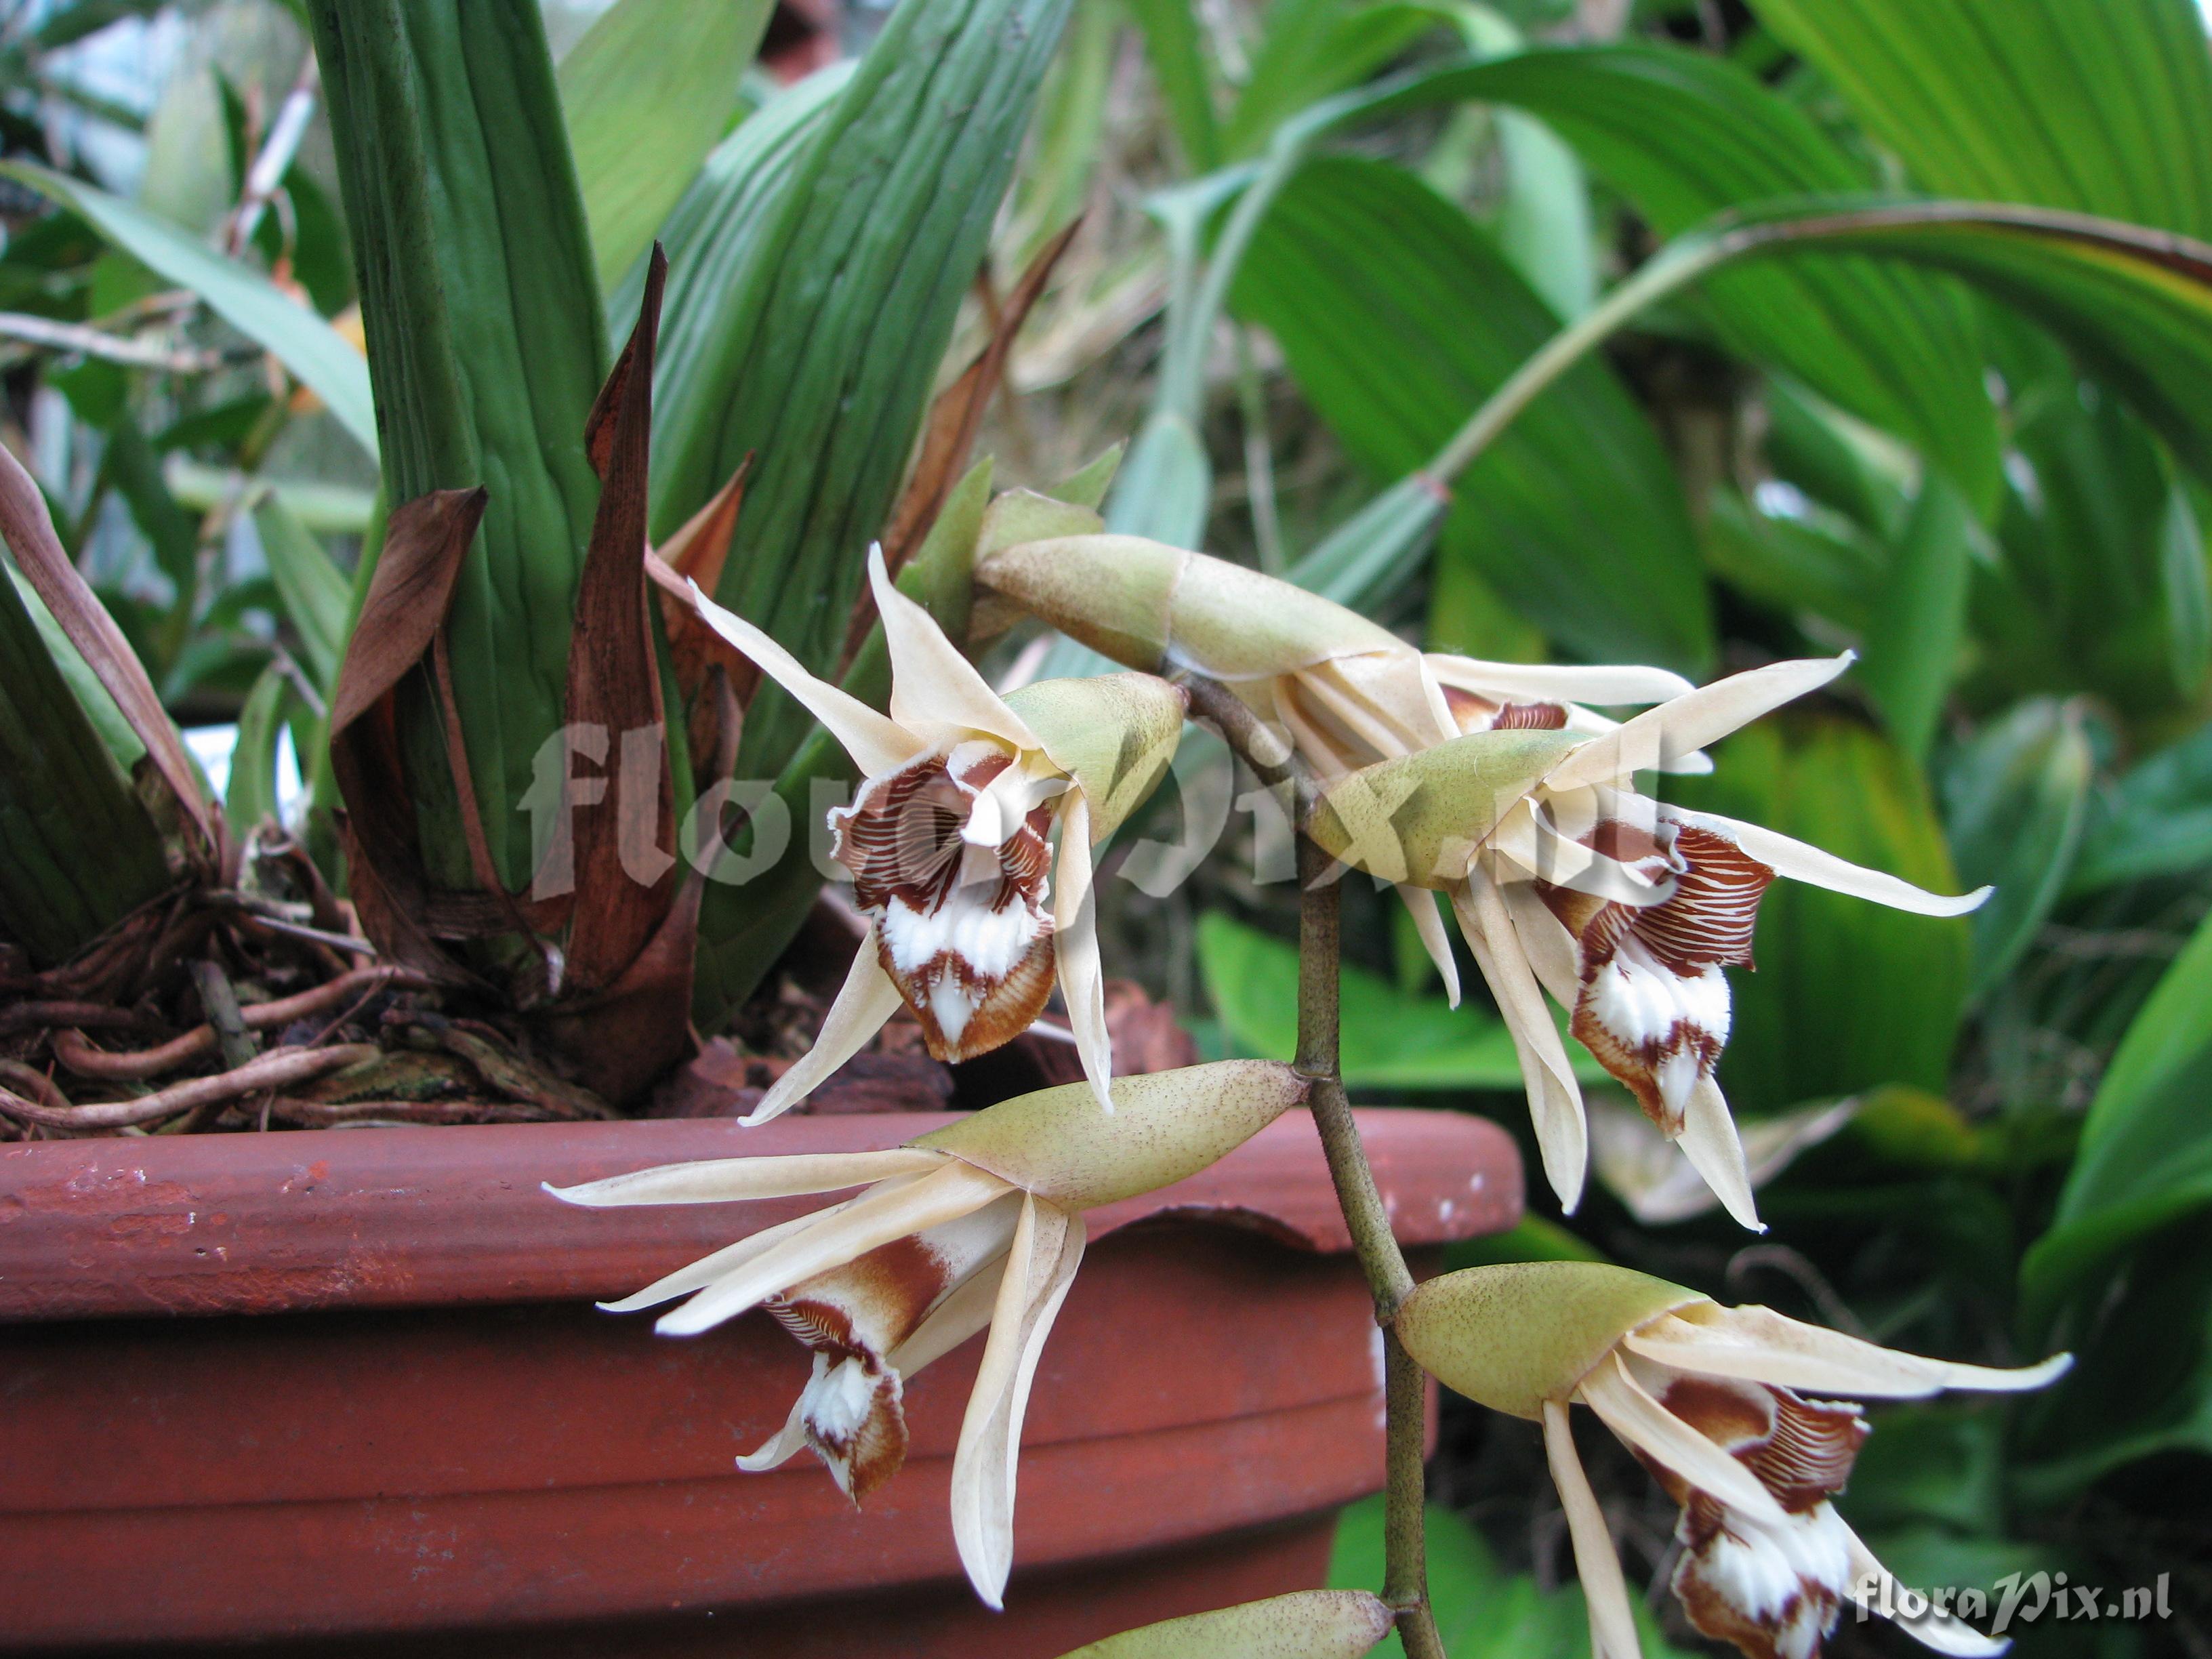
xmin=1396 ymin=1263 xmax=2070 ymax=1659
xmin=976 ymin=533 xmax=1695 ymax=1003
xmin=547 ymin=1059 xmax=1308 ymax=1608
xmin=1309 ymin=655 xmax=1988 ymax=1229
xmin=670 ymin=545 xmax=1185 ymax=1121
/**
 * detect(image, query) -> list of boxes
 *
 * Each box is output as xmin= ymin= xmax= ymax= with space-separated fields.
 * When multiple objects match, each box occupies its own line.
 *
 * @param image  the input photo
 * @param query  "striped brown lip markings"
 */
xmin=832 ymin=741 xmax=1061 ymax=1065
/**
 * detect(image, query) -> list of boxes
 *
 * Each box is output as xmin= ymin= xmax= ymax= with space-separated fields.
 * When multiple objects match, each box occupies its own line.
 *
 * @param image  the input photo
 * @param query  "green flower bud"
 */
xmin=1393 ymin=1261 xmax=1702 ymax=1420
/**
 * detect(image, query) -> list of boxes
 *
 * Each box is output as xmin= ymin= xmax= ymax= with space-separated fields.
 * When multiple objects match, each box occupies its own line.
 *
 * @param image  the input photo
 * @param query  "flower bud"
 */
xmin=1055 ymin=1590 xmax=1395 ymax=1658
xmin=1307 ymin=731 xmax=1580 ymax=887
xmin=1393 ymin=1261 xmax=1701 ymax=1420
xmin=1004 ymin=672 xmax=1187 ymax=842
xmin=918 ymin=1059 xmax=1310 ymax=1210
xmin=978 ymin=534 xmax=1401 ymax=680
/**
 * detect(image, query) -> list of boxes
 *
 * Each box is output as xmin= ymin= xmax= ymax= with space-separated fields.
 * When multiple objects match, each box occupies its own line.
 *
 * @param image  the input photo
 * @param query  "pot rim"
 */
xmin=0 ymin=1106 xmax=1521 ymax=1323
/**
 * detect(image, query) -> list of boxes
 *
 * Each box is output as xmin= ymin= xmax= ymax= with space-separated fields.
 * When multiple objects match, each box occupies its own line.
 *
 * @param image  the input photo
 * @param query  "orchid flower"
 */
xmin=671 ymin=546 xmax=1185 ymax=1121
xmin=975 ymin=533 xmax=1694 ymax=1004
xmin=982 ymin=535 xmax=1987 ymax=1225
xmin=1311 ymin=654 xmax=1990 ymax=1227
xmin=546 ymin=1059 xmax=1308 ymax=1608
xmin=1396 ymin=1263 xmax=2070 ymax=1659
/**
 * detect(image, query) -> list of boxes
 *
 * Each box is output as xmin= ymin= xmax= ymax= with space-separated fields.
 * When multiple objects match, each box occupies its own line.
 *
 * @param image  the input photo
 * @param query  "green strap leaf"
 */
xmin=1860 ymin=474 xmax=1975 ymax=760
xmin=2024 ymin=903 xmax=2212 ymax=1321
xmin=310 ymin=0 xmax=608 ymax=892
xmin=251 ymin=491 xmax=352 ymax=696
xmin=1412 ymin=46 xmax=2001 ymax=512
xmin=649 ymin=0 xmax=1074 ymax=783
xmin=558 ymin=0 xmax=774 ymax=292
xmin=1748 ymin=0 xmax=2212 ymax=239
xmin=0 ymin=560 xmax=171 ymax=964
xmin=0 ymin=159 xmax=378 ymax=459
xmin=1231 ymin=155 xmax=1713 ymax=671
xmin=1942 ymin=698 xmax=2093 ymax=1004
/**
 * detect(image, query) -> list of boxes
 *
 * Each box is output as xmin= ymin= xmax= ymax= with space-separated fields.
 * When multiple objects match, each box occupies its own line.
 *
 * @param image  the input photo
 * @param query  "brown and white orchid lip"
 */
xmin=1624 ymin=1369 xmax=1868 ymax=1659
xmin=763 ymin=1193 xmax=1022 ymax=1500
xmin=1530 ymin=814 xmax=1776 ymax=1134
xmin=832 ymin=741 xmax=1059 ymax=1063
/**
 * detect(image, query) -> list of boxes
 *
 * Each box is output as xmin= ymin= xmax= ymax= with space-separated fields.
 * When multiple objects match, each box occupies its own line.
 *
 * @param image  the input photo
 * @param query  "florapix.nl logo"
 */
xmin=1853 ymin=1570 xmax=2173 ymax=1638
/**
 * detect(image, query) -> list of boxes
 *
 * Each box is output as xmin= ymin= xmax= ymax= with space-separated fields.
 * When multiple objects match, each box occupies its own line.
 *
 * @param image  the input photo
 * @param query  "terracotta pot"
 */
xmin=0 ymin=1107 xmax=1519 ymax=1655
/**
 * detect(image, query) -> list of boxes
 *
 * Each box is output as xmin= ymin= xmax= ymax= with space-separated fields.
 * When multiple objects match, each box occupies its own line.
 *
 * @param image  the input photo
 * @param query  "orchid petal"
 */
xmin=736 ymin=1389 xmax=815 ymax=1473
xmin=544 ymin=1144 xmax=941 ymax=1208
xmin=1579 ymin=1351 xmax=1790 ymax=1528
xmin=1498 ymin=880 xmax=1582 ymax=1008
xmin=1487 ymin=797 xmax=1674 ymax=907
xmin=886 ymin=1245 xmax=1013 ymax=1377
xmin=597 ymin=1201 xmax=856 ymax=1311
xmin=741 ymin=928 xmax=910 ymax=1124
xmin=655 ymin=1160 xmax=1014 ymax=1337
xmin=1454 ymin=876 xmax=1588 ymax=1212
xmin=1841 ymin=1523 xmax=2010 ymax=1656
xmin=1545 ymin=655 xmax=1855 ymax=793
xmin=1624 ymin=1304 xmax=2072 ymax=1399
xmin=1397 ymin=884 xmax=1462 ymax=1008
xmin=678 ymin=577 xmax=923 ymax=777
xmin=1670 ymin=807 xmax=1991 ymax=916
xmin=873 ymin=544 xmax=1040 ymax=750
xmin=1052 ymin=791 xmax=1115 ymax=1112
xmin=1543 ymin=1399 xmax=1645 ymax=1659
xmin=1427 ymin=653 xmax=1695 ymax=709
xmin=1673 ymin=1076 xmax=1764 ymax=1233
xmin=951 ymin=1195 xmax=1086 ymax=1609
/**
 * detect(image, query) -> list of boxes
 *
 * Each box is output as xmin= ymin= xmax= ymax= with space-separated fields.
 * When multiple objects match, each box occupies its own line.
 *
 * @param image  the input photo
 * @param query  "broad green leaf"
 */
xmin=1405 ymin=45 xmax=2001 ymax=513
xmin=1124 ymin=0 xmax=1221 ymax=170
xmin=1231 ymin=155 xmax=1713 ymax=672
xmin=1748 ymin=0 xmax=2212 ymax=239
xmin=2024 ymin=907 xmax=2212 ymax=1317
xmin=1223 ymin=0 xmax=1439 ymax=161
xmin=310 ymin=0 xmax=607 ymax=891
xmin=648 ymin=0 xmax=1074 ymax=782
xmin=1664 ymin=716 xmax=1971 ymax=1114
xmin=1196 ymin=910 xmax=1572 ymax=1090
xmin=2070 ymin=721 xmax=2212 ymax=894
xmin=0 ymin=550 xmax=170 ymax=964
xmin=1702 ymin=486 xmax=1886 ymax=636
xmin=251 ymin=492 xmax=351 ymax=695
xmin=1973 ymin=388 xmax=2212 ymax=720
xmin=1860 ymin=475 xmax=1975 ymax=760
xmin=0 ymin=161 xmax=378 ymax=459
xmin=1942 ymin=699 xmax=2093 ymax=1003
xmin=1399 ymin=201 xmax=2212 ymax=565
xmin=557 ymin=0 xmax=773 ymax=292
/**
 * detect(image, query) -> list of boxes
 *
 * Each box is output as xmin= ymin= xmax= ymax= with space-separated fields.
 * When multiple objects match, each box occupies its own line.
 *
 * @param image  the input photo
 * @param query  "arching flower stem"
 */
xmin=1184 ymin=672 xmax=1446 ymax=1659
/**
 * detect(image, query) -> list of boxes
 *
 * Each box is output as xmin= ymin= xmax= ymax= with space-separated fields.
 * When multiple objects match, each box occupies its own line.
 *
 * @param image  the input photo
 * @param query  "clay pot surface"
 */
xmin=0 ymin=1107 xmax=1519 ymax=1654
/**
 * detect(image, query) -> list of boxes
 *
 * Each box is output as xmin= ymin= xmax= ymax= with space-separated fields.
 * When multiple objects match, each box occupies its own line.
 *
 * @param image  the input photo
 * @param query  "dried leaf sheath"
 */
xmin=562 ymin=246 xmax=676 ymax=996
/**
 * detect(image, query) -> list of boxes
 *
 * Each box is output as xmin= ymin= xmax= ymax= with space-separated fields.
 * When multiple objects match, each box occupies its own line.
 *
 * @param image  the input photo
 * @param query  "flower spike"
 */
xmin=981 ymin=537 xmax=1972 ymax=1222
xmin=550 ymin=1060 xmax=1309 ymax=1607
xmin=1397 ymin=1263 xmax=2069 ymax=1659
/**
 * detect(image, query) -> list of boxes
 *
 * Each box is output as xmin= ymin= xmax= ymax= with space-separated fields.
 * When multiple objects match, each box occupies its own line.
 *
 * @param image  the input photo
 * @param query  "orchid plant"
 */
xmin=559 ymin=527 xmax=2068 ymax=1659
